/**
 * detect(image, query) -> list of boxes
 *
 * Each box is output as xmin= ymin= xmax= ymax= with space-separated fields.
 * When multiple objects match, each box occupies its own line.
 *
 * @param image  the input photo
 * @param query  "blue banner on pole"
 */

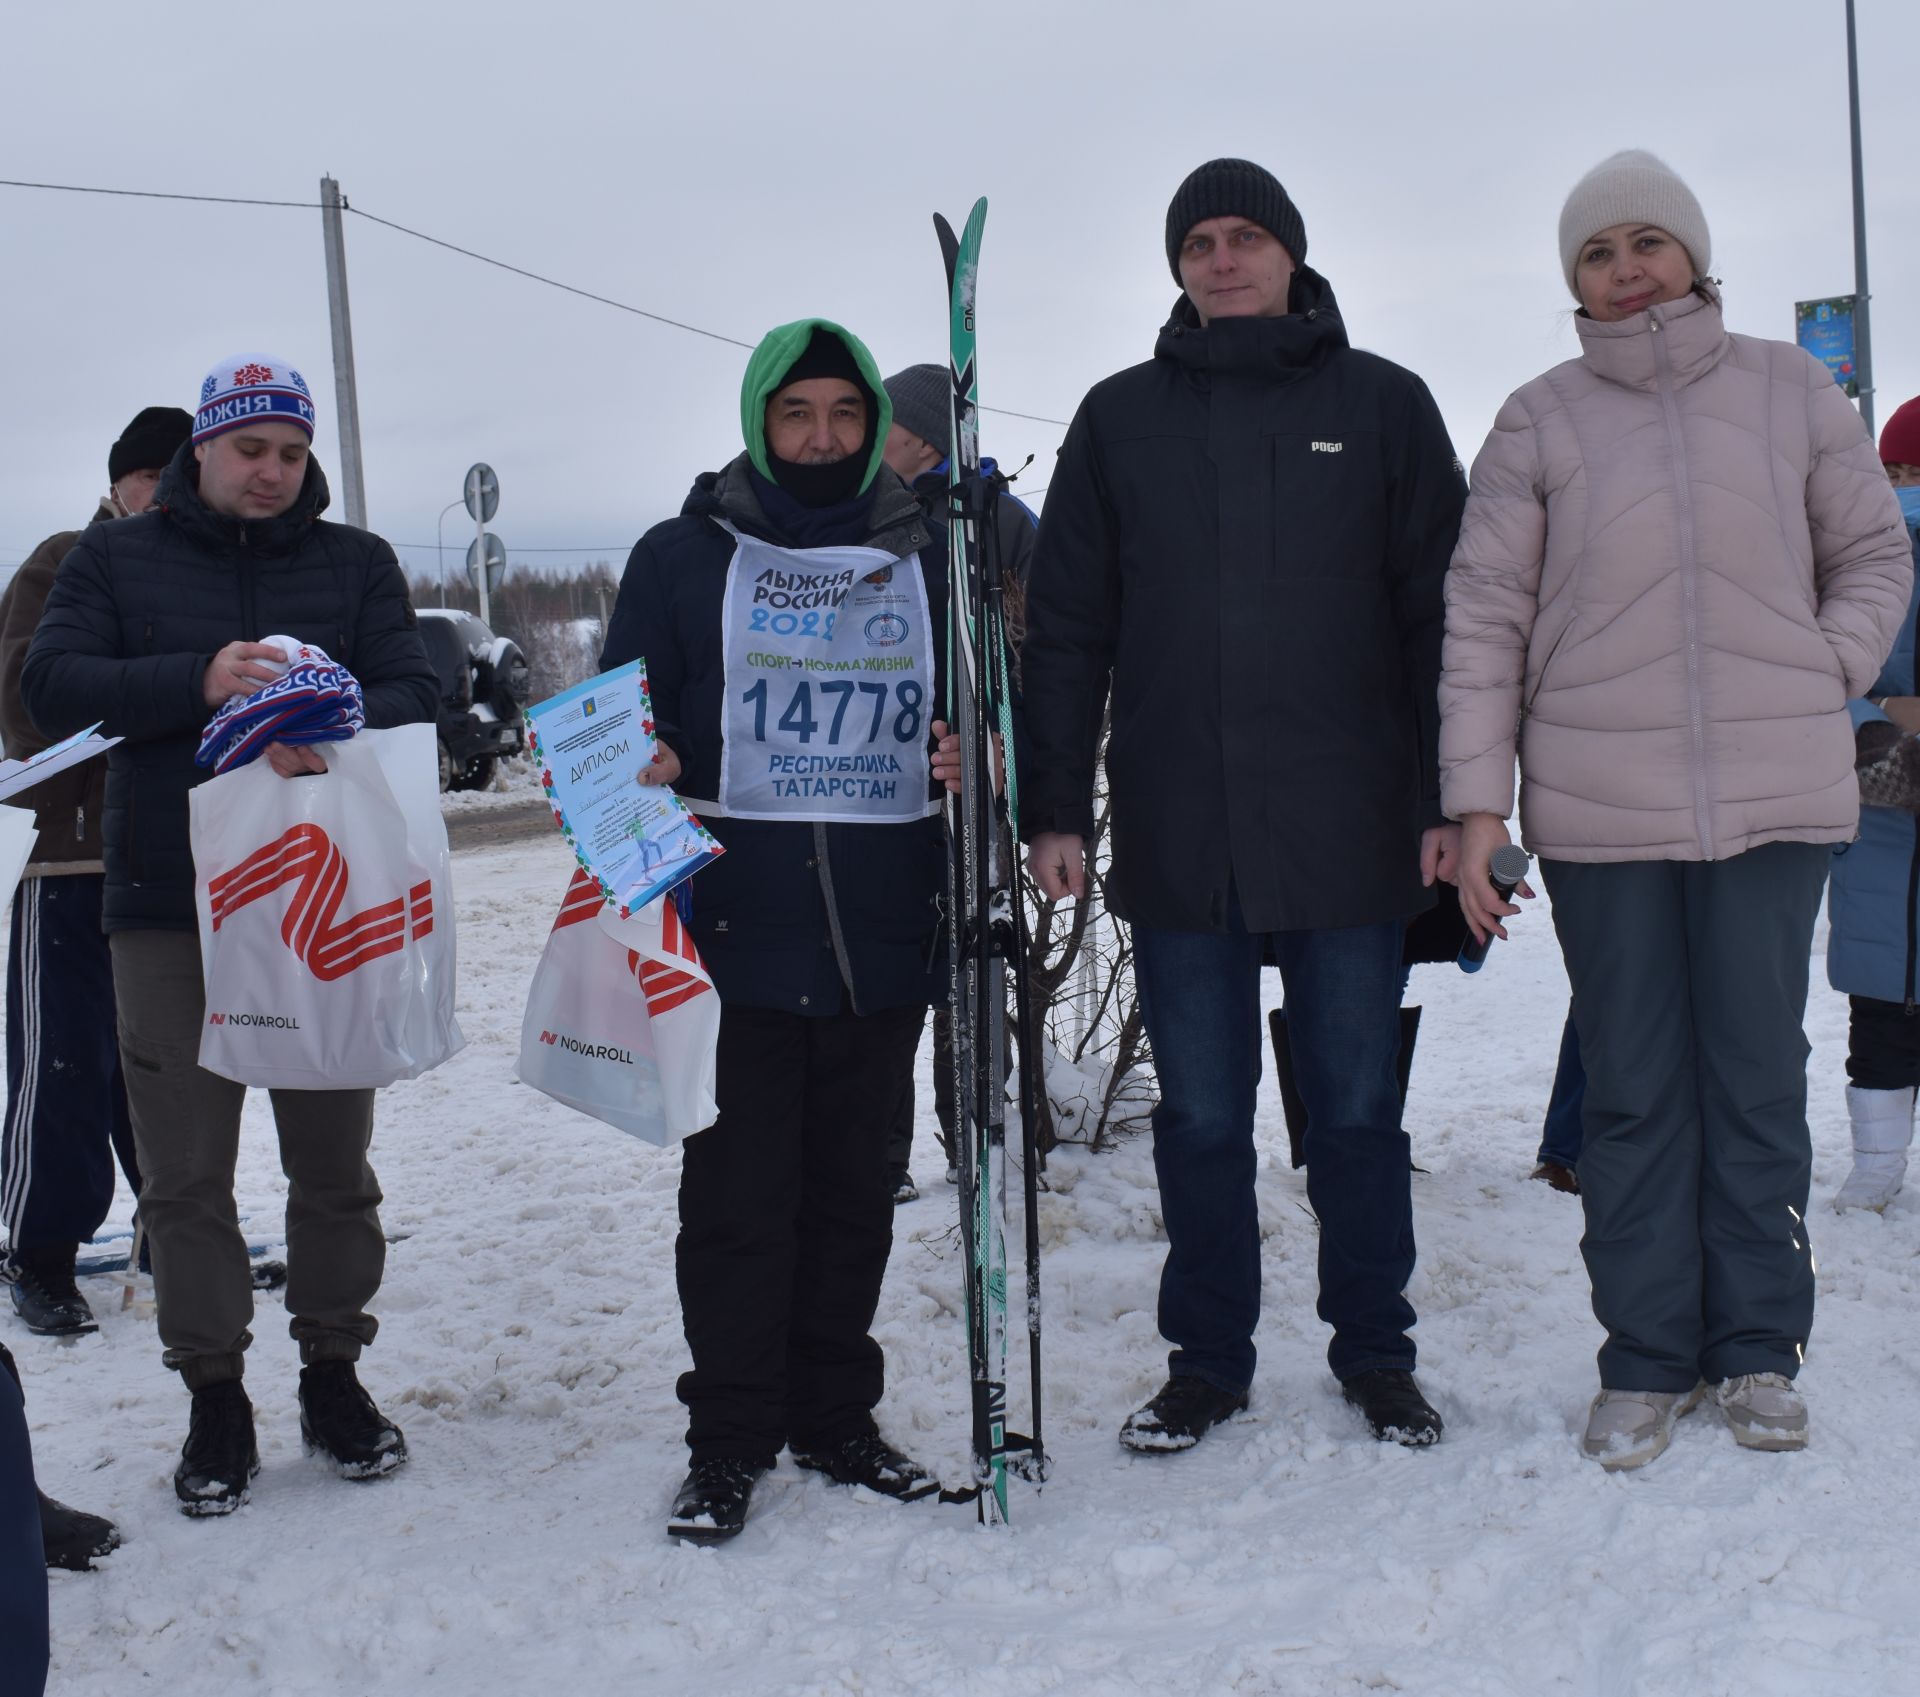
xmin=1796 ymin=296 xmax=1860 ymax=398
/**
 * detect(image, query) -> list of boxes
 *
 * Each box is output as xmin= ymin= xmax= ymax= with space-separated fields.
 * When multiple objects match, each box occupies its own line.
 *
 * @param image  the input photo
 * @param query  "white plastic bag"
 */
xmin=517 ymin=869 xmax=719 ymax=1145
xmin=191 ymin=723 xmax=464 ymax=1089
xmin=0 ymin=806 xmax=38 ymax=914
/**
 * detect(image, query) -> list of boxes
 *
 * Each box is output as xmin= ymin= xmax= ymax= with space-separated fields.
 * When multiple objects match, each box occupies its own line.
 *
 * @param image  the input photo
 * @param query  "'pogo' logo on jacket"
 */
xmin=207 ymin=825 xmax=433 ymax=982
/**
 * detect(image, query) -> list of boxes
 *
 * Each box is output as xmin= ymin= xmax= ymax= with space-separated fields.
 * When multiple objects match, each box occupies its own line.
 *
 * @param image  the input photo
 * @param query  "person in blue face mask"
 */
xmin=1825 ymin=395 xmax=1920 ymax=1213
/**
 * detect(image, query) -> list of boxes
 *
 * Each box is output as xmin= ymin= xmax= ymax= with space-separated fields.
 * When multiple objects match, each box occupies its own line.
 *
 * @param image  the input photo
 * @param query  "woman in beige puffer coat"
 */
xmin=1439 ymin=151 xmax=1911 ymax=1472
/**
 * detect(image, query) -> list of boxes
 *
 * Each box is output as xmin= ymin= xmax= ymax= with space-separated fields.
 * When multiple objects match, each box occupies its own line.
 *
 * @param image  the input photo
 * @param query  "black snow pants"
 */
xmin=676 ymin=1000 xmax=924 ymax=1468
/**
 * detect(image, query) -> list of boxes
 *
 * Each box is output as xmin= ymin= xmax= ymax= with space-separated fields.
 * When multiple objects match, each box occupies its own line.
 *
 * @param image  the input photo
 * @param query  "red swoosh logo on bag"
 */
xmin=550 ymin=868 xmax=711 ymax=1017
xmin=207 ymin=824 xmax=433 ymax=983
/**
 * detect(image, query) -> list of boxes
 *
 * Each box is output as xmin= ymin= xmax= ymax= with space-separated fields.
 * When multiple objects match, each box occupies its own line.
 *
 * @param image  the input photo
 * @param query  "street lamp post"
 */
xmin=1846 ymin=0 xmax=1874 ymax=433
xmin=435 ymin=497 xmax=464 ymax=609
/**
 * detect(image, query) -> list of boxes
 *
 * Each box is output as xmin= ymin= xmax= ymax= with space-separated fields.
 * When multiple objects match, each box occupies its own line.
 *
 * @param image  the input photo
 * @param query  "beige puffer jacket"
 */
xmin=1439 ymin=287 xmax=1912 ymax=862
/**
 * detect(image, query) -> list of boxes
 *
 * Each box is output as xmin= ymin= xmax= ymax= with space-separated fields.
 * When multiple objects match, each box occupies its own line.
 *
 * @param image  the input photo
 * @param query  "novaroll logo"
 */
xmin=207 ymin=824 xmax=432 ymax=982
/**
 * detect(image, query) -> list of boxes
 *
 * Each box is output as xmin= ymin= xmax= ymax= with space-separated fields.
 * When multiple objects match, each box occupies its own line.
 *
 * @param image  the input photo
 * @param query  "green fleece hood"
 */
xmin=739 ymin=318 xmax=892 ymax=496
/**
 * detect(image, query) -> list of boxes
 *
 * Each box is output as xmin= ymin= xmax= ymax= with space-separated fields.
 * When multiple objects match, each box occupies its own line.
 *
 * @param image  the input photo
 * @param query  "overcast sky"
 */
xmin=4 ymin=0 xmax=1916 ymax=592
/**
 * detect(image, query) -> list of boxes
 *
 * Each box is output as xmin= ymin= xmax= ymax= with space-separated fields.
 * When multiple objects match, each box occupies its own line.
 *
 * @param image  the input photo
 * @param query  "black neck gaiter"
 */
xmin=767 ymin=449 xmax=869 ymax=508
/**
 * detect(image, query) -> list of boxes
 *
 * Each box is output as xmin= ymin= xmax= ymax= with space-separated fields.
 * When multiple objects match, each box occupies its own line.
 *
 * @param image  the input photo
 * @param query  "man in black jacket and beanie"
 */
xmin=23 ymin=354 xmax=437 ymax=1516
xmin=602 ymin=319 xmax=945 ymax=1542
xmin=1023 ymin=160 xmax=1467 ymax=1451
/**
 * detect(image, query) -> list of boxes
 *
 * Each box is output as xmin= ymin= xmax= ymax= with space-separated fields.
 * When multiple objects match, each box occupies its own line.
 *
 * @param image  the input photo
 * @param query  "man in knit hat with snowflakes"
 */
xmin=22 ymin=355 xmax=436 ymax=1517
xmin=1021 ymin=158 xmax=1469 ymax=1452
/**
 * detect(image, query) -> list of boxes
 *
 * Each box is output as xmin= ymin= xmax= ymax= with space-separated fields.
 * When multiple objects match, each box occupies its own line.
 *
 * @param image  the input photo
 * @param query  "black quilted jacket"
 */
xmin=22 ymin=444 xmax=436 ymax=931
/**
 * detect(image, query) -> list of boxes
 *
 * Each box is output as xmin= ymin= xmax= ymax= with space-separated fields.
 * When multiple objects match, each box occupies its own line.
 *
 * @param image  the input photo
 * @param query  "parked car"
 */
xmin=416 ymin=608 xmax=532 ymax=790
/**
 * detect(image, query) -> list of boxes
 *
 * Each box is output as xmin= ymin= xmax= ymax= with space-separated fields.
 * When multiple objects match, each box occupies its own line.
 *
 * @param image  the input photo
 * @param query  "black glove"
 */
xmin=1855 ymin=721 xmax=1920 ymax=812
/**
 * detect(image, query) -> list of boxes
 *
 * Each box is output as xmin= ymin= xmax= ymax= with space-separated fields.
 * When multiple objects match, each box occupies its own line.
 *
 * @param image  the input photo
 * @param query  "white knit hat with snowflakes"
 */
xmin=192 ymin=354 xmax=317 ymax=444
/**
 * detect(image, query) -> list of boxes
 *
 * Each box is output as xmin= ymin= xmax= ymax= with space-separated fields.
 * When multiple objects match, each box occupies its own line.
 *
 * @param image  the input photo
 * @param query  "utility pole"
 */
xmin=319 ymin=176 xmax=370 ymax=528
xmin=1845 ymin=0 xmax=1875 ymax=434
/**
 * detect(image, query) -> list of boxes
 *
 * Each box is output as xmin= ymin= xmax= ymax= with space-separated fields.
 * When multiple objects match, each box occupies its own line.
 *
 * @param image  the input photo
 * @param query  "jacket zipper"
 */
xmin=1650 ymin=315 xmax=1714 ymax=860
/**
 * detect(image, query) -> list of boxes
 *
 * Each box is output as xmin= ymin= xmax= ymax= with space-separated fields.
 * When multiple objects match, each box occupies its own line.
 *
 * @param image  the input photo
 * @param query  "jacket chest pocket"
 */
xmin=1264 ymin=431 xmax=1385 ymax=578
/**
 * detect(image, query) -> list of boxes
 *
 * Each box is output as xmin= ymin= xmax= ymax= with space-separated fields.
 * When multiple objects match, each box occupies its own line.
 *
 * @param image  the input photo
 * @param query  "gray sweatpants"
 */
xmin=1543 ymin=843 xmax=1830 ymax=1392
xmin=110 ymin=930 xmax=383 ymax=1390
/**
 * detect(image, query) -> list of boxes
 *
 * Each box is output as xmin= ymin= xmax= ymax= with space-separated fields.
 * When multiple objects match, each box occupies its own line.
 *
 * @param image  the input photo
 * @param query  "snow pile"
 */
xmin=14 ymin=837 xmax=1919 ymax=1695
xmin=435 ymin=749 xmax=542 ymax=812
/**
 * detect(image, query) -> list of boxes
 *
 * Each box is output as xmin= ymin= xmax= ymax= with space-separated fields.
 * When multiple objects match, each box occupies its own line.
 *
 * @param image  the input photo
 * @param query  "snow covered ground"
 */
xmin=16 ymin=835 xmax=1920 ymax=1697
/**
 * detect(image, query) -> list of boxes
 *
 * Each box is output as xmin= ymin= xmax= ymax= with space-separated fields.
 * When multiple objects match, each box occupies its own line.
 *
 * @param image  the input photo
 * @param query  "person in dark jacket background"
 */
xmin=0 ymin=405 xmax=186 ymax=1339
xmin=22 ymin=354 xmax=437 ymax=1518
xmin=602 ymin=319 xmax=945 ymax=1542
xmin=1 ymin=1339 xmax=48 ymax=1697
xmin=1825 ymin=394 xmax=1920 ymax=1212
xmin=876 ymin=362 xmax=1039 ymax=1202
xmin=1022 ymin=159 xmax=1467 ymax=1452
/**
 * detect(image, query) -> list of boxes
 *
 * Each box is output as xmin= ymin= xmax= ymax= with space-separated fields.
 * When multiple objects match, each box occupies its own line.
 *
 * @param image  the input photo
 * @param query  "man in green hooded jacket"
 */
xmin=602 ymin=320 xmax=948 ymax=1542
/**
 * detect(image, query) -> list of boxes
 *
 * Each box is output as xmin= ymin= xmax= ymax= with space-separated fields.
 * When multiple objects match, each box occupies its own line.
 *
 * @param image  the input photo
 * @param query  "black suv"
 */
xmin=416 ymin=608 xmax=532 ymax=790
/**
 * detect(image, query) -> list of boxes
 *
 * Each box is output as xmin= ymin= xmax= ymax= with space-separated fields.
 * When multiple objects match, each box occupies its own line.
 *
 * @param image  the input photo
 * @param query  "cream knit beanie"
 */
xmin=1558 ymin=150 xmax=1711 ymax=297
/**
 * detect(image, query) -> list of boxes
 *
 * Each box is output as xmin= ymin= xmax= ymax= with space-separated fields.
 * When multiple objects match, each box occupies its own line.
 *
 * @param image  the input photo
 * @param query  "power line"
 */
xmin=0 ymin=176 xmax=1073 ymax=427
xmin=346 ymin=204 xmax=758 ymax=351
xmin=0 ymin=177 xmax=321 ymax=209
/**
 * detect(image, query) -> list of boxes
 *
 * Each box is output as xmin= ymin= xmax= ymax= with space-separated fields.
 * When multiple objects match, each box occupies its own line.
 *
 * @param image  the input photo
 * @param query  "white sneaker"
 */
xmin=1714 ymin=1373 xmax=1808 ymax=1451
xmin=1580 ymin=1384 xmax=1705 ymax=1471
xmin=1834 ymin=1085 xmax=1914 ymax=1213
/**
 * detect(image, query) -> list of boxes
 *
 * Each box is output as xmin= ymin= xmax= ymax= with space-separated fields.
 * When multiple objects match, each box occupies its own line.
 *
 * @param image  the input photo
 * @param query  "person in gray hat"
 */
xmin=1021 ymin=158 xmax=1467 ymax=1454
xmin=879 ymin=364 xmax=1038 ymax=1204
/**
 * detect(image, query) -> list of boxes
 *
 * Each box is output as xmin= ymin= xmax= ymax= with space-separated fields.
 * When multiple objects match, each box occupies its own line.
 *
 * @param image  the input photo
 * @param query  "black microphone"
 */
xmin=1456 ymin=843 xmax=1533 ymax=973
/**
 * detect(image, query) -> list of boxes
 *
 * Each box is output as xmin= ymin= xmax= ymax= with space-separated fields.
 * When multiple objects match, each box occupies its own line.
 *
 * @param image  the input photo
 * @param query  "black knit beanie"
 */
xmin=108 ymin=406 xmax=194 ymax=484
xmin=1164 ymin=158 xmax=1307 ymax=281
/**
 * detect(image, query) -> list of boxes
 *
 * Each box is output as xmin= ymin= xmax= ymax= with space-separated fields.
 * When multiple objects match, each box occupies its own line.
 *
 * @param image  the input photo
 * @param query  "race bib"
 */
xmin=717 ymin=525 xmax=936 ymax=823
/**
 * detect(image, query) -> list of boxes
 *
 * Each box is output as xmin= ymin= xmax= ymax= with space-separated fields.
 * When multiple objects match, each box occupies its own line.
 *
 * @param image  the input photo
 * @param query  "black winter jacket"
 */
xmin=1021 ymin=269 xmax=1466 ymax=934
xmin=601 ymin=456 xmax=946 ymax=1017
xmin=21 ymin=445 xmax=437 ymax=932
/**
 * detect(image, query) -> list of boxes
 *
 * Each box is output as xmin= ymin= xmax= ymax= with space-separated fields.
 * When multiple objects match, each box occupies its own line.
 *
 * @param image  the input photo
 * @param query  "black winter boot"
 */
xmin=5 ymin=1245 xmax=96 ymax=1337
xmin=1119 ymin=1376 xmax=1249 ymax=1453
xmin=175 ymin=1380 xmax=259 ymax=1516
xmin=1341 ymin=1369 xmax=1444 ymax=1447
xmin=792 ymin=1433 xmax=938 ymax=1501
xmin=39 ymin=1492 xmax=121 ymax=1570
xmin=667 ymin=1458 xmax=765 ymax=1544
xmin=299 ymin=1361 xmax=408 ymax=1479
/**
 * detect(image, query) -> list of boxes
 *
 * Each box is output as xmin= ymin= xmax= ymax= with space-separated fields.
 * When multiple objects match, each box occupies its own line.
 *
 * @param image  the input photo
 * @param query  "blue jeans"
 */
xmin=1132 ymin=907 xmax=1415 ymax=1389
xmin=1537 ymin=1011 xmax=1585 ymax=1169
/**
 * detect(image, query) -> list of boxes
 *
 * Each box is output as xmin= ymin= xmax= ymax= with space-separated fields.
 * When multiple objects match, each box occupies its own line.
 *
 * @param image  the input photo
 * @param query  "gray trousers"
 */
xmin=1544 ymin=843 xmax=1830 ymax=1391
xmin=110 ymin=930 xmax=383 ymax=1390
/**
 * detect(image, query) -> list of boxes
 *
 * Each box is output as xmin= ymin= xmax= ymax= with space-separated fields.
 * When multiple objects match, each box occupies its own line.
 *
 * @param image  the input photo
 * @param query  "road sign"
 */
xmin=1796 ymin=297 xmax=1859 ymax=398
xmin=463 ymin=462 xmax=499 ymax=525
xmin=467 ymin=532 xmax=506 ymax=594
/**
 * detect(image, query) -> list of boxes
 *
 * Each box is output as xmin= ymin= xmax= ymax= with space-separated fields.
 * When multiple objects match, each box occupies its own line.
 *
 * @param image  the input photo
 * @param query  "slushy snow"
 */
xmin=16 ymin=832 xmax=1920 ymax=1696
